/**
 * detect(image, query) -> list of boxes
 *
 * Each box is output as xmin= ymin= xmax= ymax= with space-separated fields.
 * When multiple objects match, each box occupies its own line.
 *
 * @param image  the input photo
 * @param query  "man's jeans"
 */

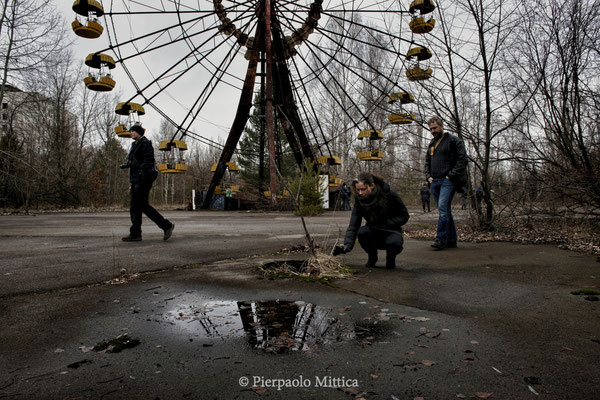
xmin=429 ymin=178 xmax=457 ymax=244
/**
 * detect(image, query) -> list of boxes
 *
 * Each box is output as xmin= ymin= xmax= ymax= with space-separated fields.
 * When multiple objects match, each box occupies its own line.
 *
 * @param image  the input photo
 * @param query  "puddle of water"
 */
xmin=167 ymin=300 xmax=371 ymax=353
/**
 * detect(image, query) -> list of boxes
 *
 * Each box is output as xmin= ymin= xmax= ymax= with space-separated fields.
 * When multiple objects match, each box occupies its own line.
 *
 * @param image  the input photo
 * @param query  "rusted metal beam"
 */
xmin=264 ymin=0 xmax=277 ymax=205
xmin=201 ymin=26 xmax=262 ymax=209
xmin=270 ymin=14 xmax=315 ymax=164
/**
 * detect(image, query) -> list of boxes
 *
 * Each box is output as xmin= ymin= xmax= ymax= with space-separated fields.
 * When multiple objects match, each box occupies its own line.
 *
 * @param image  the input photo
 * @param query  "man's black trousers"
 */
xmin=129 ymin=181 xmax=170 ymax=237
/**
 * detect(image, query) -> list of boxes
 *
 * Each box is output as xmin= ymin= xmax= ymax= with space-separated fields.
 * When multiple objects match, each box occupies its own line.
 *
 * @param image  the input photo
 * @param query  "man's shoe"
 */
xmin=365 ymin=253 xmax=378 ymax=268
xmin=430 ymin=240 xmax=445 ymax=250
xmin=445 ymin=241 xmax=457 ymax=248
xmin=163 ymin=223 xmax=175 ymax=241
xmin=122 ymin=235 xmax=142 ymax=242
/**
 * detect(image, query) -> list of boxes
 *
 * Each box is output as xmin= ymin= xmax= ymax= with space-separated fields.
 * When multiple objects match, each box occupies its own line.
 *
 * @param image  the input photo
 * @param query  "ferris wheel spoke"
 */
xmin=322 ymin=9 xmax=417 ymax=47
xmin=97 ymin=13 xmax=211 ymax=56
xmin=271 ymin=10 xmax=346 ymax=148
xmin=279 ymin=52 xmax=330 ymax=155
xmin=119 ymin=28 xmax=236 ymax=106
xmin=118 ymin=4 xmax=260 ymax=106
xmin=287 ymin=65 xmax=334 ymax=155
xmin=292 ymin=44 xmax=367 ymax=132
xmin=178 ymin=45 xmax=245 ymax=136
xmin=302 ymin=43 xmax=385 ymax=130
xmin=301 ymin=32 xmax=403 ymax=102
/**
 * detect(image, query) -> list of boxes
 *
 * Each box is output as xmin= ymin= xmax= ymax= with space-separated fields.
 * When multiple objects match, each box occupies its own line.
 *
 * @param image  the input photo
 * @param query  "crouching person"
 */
xmin=333 ymin=172 xmax=409 ymax=269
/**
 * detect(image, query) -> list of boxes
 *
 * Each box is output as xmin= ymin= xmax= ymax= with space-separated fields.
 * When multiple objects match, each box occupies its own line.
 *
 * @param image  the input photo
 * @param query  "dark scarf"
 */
xmin=357 ymin=184 xmax=388 ymax=225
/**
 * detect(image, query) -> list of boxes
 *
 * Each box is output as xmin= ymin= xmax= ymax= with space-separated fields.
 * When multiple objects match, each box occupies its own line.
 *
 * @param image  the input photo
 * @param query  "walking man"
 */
xmin=424 ymin=116 xmax=468 ymax=250
xmin=333 ymin=172 xmax=409 ymax=269
xmin=420 ymin=182 xmax=431 ymax=212
xmin=121 ymin=125 xmax=175 ymax=242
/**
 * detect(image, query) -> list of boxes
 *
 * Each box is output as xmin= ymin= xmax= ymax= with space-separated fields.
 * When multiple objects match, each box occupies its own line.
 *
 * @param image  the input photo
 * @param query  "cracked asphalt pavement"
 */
xmin=0 ymin=210 xmax=598 ymax=399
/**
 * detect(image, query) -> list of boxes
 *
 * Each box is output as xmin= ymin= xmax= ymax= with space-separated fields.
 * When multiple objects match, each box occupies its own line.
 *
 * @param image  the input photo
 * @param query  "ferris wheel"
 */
xmin=70 ymin=0 xmax=437 ymax=206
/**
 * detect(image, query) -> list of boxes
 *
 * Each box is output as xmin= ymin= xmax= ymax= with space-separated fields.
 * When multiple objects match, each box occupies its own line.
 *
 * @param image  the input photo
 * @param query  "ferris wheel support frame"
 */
xmin=265 ymin=0 xmax=278 ymax=205
xmin=201 ymin=0 xmax=316 ymax=209
xmin=200 ymin=25 xmax=262 ymax=209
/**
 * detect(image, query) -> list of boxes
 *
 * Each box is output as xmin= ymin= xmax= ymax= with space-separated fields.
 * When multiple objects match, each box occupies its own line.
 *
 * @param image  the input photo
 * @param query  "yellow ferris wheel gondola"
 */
xmin=408 ymin=0 xmax=436 ymax=34
xmin=405 ymin=46 xmax=433 ymax=81
xmin=211 ymin=162 xmax=239 ymax=193
xmin=158 ymin=140 xmax=188 ymax=174
xmin=316 ymin=155 xmax=342 ymax=166
xmin=71 ymin=0 xmax=105 ymax=39
xmin=210 ymin=162 xmax=239 ymax=172
xmin=389 ymin=113 xmax=415 ymax=124
xmin=388 ymin=92 xmax=415 ymax=124
xmin=409 ymin=0 xmax=436 ymax=15
xmin=406 ymin=67 xmax=433 ymax=81
xmin=317 ymin=155 xmax=342 ymax=188
xmin=357 ymin=129 xmax=384 ymax=161
xmin=83 ymin=53 xmax=116 ymax=92
xmin=409 ymin=16 xmax=436 ymax=34
xmin=114 ymin=102 xmax=145 ymax=139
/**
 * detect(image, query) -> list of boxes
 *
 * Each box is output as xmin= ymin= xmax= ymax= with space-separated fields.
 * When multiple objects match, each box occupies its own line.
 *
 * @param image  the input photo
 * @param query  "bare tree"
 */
xmin=0 ymin=0 xmax=70 ymax=108
xmin=509 ymin=0 xmax=600 ymax=214
xmin=415 ymin=0 xmax=527 ymax=229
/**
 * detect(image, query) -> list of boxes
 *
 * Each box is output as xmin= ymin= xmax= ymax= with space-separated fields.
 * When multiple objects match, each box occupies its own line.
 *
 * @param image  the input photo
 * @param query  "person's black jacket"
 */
xmin=343 ymin=182 xmax=409 ymax=250
xmin=127 ymin=136 xmax=155 ymax=183
xmin=424 ymin=132 xmax=468 ymax=190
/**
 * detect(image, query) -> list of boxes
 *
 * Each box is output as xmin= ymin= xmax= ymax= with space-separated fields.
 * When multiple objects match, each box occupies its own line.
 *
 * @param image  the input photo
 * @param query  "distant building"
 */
xmin=1 ymin=84 xmax=26 ymax=129
xmin=1 ymin=83 xmax=77 ymax=137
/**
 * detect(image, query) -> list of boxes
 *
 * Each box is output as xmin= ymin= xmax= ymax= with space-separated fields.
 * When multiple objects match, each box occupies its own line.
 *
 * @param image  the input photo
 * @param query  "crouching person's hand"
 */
xmin=332 ymin=244 xmax=351 ymax=256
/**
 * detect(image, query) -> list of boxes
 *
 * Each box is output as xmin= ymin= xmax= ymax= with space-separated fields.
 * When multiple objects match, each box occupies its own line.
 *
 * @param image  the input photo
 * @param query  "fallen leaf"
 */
xmin=475 ymin=392 xmax=492 ymax=399
xmin=421 ymin=360 xmax=436 ymax=367
xmin=339 ymin=387 xmax=360 ymax=395
xmin=414 ymin=317 xmax=430 ymax=322
xmin=252 ymin=386 xmax=267 ymax=394
xmin=470 ymin=340 xmax=479 ymax=345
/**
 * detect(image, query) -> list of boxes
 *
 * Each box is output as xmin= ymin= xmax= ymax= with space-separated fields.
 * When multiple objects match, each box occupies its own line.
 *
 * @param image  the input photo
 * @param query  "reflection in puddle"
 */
xmin=168 ymin=300 xmax=360 ymax=353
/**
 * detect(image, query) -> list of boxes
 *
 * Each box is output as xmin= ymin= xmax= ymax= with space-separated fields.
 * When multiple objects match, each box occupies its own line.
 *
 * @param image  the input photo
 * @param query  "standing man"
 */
xmin=340 ymin=182 xmax=351 ymax=211
xmin=333 ymin=172 xmax=409 ymax=269
xmin=225 ymin=187 xmax=233 ymax=210
xmin=120 ymin=125 xmax=175 ymax=242
xmin=424 ymin=116 xmax=467 ymax=250
xmin=420 ymin=182 xmax=431 ymax=212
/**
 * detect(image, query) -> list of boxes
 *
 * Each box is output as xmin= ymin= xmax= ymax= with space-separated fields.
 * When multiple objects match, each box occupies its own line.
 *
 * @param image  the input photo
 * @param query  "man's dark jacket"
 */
xmin=127 ymin=136 xmax=156 ymax=183
xmin=343 ymin=182 xmax=410 ymax=250
xmin=424 ymin=132 xmax=468 ymax=192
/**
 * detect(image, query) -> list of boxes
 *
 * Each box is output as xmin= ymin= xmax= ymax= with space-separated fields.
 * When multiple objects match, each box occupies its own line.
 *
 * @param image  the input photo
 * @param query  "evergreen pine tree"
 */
xmin=237 ymin=94 xmax=298 ymax=191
